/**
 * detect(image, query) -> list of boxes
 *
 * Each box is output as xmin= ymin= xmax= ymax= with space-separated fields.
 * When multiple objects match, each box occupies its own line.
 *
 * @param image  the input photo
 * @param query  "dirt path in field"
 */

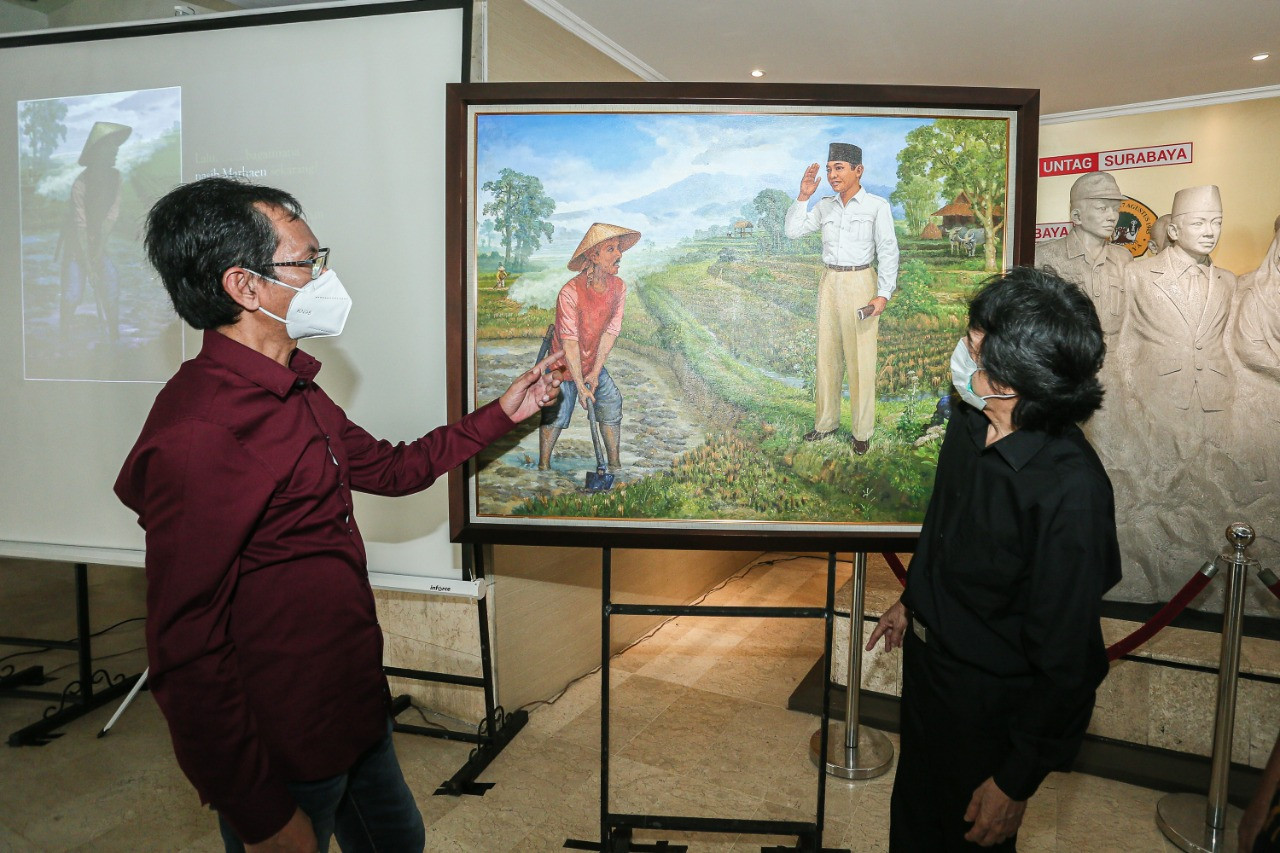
xmin=472 ymin=340 xmax=713 ymax=514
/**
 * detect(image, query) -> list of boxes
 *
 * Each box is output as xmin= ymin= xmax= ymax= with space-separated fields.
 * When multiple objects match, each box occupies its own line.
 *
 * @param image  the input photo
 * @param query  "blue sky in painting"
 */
xmin=475 ymin=110 xmax=934 ymax=262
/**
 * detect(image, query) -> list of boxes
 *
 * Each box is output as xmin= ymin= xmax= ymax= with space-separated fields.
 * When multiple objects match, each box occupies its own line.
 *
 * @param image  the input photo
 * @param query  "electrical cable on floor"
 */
xmin=45 ymin=645 xmax=146 ymax=678
xmin=405 ymin=701 xmax=451 ymax=731
xmin=0 ymin=616 xmax=146 ymax=666
xmin=514 ymin=554 xmax=809 ymax=715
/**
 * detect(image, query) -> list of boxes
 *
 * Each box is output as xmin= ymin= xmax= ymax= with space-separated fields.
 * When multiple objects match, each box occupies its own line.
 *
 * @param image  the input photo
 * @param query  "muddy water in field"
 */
xmin=472 ymin=341 xmax=712 ymax=515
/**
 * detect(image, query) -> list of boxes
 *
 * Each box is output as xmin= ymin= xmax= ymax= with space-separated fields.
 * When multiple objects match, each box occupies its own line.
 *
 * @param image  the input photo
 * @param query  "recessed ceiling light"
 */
xmin=1253 ymin=52 xmax=1271 ymax=61
xmin=750 ymin=69 xmax=765 ymax=78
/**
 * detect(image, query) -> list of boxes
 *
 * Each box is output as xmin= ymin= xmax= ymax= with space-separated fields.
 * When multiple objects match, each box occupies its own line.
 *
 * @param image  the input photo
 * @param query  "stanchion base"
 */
xmin=1156 ymin=792 xmax=1242 ymax=853
xmin=808 ymin=722 xmax=893 ymax=780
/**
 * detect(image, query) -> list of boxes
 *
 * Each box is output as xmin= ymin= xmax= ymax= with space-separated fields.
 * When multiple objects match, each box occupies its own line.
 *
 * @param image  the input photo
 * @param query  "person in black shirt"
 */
xmin=868 ymin=265 xmax=1121 ymax=850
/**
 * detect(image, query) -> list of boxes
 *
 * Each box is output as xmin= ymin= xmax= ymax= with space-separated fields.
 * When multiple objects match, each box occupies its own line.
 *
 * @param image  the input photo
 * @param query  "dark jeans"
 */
xmin=219 ymin=718 xmax=425 ymax=853
xmin=889 ymin=628 xmax=1027 ymax=852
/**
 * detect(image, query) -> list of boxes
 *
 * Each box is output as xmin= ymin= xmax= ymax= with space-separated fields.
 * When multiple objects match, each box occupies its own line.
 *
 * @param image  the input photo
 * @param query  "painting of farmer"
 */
xmin=538 ymin=223 xmax=641 ymax=471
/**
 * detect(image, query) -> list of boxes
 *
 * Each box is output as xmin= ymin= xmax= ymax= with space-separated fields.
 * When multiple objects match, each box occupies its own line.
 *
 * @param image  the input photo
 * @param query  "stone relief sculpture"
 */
xmin=1035 ymin=171 xmax=1132 ymax=338
xmin=1147 ymin=213 xmax=1171 ymax=256
xmin=1101 ymin=185 xmax=1275 ymax=611
xmin=1231 ymin=227 xmax=1280 ymax=475
xmin=1035 ymin=179 xmax=1278 ymax=615
xmin=1119 ymin=185 xmax=1235 ymax=449
xmin=1220 ymin=225 xmax=1280 ymax=615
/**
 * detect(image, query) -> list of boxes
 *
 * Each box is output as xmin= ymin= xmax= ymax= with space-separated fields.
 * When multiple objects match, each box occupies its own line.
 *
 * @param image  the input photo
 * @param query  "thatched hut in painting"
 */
xmin=931 ymin=192 xmax=1003 ymax=230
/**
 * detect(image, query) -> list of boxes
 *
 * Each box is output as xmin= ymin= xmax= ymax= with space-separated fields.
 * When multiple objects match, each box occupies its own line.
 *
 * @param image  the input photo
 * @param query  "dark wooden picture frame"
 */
xmin=447 ymin=83 xmax=1039 ymax=550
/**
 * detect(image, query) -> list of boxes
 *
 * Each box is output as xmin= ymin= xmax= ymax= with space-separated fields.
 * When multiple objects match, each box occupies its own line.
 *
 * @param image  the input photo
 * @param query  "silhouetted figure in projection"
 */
xmin=58 ymin=120 xmax=131 ymax=343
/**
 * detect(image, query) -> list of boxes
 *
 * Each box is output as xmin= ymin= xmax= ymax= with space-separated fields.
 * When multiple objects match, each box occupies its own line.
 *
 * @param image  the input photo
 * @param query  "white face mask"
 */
xmin=251 ymin=268 xmax=352 ymax=340
xmin=950 ymin=337 xmax=1016 ymax=411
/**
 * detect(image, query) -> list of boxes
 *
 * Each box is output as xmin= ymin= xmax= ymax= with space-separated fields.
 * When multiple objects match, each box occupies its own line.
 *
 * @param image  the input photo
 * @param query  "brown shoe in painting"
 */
xmin=852 ymin=438 xmax=870 ymax=455
xmin=803 ymin=429 xmax=835 ymax=441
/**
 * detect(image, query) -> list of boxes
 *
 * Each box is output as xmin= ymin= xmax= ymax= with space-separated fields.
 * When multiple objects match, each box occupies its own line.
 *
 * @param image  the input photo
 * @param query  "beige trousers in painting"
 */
xmin=815 ymin=267 xmax=878 ymax=440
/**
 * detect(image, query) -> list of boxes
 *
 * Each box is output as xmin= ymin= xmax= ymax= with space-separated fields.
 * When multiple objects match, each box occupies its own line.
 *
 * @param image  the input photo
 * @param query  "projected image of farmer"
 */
xmin=538 ymin=223 xmax=641 ymax=471
xmin=58 ymin=120 xmax=131 ymax=344
xmin=17 ymin=87 xmax=183 ymax=382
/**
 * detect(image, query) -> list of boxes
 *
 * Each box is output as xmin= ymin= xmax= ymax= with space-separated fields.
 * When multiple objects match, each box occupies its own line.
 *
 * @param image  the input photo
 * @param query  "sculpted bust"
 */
xmin=1147 ymin=214 xmax=1171 ymax=256
xmin=1035 ymin=171 xmax=1132 ymax=336
xmin=1119 ymin=184 xmax=1236 ymax=415
xmin=1234 ymin=226 xmax=1280 ymax=383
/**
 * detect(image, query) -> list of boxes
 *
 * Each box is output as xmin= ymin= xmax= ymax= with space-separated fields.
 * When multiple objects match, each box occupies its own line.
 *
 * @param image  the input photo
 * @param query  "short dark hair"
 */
xmin=967 ymin=265 xmax=1105 ymax=433
xmin=144 ymin=177 xmax=304 ymax=329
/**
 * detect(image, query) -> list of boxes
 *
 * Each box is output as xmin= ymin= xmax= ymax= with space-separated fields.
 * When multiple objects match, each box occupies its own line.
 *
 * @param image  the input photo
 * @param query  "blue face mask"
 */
xmin=950 ymin=338 xmax=1017 ymax=411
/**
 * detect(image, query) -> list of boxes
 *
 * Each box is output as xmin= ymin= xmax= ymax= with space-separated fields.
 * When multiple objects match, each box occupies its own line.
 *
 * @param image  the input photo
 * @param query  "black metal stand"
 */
xmin=2 ymin=562 xmax=142 ymax=746
xmin=565 ymin=549 xmax=849 ymax=853
xmin=388 ymin=544 xmax=526 ymax=797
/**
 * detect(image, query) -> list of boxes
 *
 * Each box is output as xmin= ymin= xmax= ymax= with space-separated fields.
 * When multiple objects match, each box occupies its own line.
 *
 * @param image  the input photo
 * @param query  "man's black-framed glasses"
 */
xmin=264 ymin=249 xmax=330 ymax=280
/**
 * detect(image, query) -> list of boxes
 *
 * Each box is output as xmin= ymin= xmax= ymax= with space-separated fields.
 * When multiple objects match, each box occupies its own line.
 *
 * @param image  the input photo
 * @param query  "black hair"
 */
xmin=143 ymin=176 xmax=304 ymax=330
xmin=967 ymin=265 xmax=1106 ymax=433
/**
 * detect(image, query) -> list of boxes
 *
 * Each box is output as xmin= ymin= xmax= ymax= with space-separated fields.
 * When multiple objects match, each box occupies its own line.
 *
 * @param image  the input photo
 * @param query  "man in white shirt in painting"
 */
xmin=784 ymin=142 xmax=899 ymax=455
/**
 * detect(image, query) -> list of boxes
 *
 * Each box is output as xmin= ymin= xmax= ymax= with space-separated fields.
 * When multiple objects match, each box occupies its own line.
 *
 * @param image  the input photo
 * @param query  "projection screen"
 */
xmin=0 ymin=1 xmax=471 ymax=579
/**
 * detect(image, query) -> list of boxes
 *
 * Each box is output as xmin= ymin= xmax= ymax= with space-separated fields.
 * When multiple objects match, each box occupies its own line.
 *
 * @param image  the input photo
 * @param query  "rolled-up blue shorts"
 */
xmin=541 ymin=366 xmax=622 ymax=428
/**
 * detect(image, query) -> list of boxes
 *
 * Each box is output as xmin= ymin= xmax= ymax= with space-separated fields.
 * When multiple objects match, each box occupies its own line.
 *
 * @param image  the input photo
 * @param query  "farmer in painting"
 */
xmin=784 ymin=142 xmax=899 ymax=455
xmin=538 ymin=223 xmax=641 ymax=471
xmin=59 ymin=120 xmax=132 ymax=344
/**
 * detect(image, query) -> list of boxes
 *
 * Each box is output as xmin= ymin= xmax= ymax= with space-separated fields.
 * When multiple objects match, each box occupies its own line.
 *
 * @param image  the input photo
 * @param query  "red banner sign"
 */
xmin=1035 ymin=222 xmax=1071 ymax=242
xmin=1039 ymin=142 xmax=1192 ymax=177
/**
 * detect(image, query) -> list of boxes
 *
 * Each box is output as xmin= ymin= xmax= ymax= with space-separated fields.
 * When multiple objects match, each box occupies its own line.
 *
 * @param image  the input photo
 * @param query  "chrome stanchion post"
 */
xmin=1157 ymin=522 xmax=1259 ymax=853
xmin=810 ymin=552 xmax=893 ymax=779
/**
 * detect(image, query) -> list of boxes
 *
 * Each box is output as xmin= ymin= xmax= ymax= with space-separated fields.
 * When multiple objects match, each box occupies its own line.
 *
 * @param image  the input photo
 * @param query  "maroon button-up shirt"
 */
xmin=114 ymin=330 xmax=514 ymax=843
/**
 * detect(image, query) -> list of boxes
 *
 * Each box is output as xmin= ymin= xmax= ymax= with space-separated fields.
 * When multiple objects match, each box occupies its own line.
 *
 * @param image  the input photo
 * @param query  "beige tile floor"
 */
xmin=0 ymin=555 xmax=1186 ymax=851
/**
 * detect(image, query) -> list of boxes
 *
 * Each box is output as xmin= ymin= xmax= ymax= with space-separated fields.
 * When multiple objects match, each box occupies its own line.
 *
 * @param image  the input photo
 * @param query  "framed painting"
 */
xmin=446 ymin=83 xmax=1039 ymax=550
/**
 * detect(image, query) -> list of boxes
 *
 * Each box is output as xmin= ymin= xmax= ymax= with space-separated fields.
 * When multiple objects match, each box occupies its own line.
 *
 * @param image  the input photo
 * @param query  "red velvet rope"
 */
xmin=1261 ymin=568 xmax=1280 ymax=602
xmin=1105 ymin=567 xmax=1216 ymax=661
xmin=878 ymin=552 xmax=1220 ymax=662
xmin=882 ymin=552 xmax=908 ymax=586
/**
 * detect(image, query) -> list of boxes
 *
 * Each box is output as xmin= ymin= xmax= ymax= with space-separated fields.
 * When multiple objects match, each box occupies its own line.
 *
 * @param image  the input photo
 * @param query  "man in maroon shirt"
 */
xmin=114 ymin=177 xmax=562 ymax=853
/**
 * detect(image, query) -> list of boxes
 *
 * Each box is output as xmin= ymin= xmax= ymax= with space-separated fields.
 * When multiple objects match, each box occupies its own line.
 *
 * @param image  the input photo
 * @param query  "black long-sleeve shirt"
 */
xmin=902 ymin=402 xmax=1122 ymax=800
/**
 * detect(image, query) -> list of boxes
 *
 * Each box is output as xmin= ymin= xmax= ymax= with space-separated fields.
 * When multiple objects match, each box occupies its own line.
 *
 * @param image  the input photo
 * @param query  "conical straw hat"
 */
xmin=568 ymin=223 xmax=641 ymax=271
xmin=78 ymin=121 xmax=133 ymax=166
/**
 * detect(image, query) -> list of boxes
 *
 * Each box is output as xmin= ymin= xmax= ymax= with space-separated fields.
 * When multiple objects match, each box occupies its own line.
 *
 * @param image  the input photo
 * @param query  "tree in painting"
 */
xmin=897 ymin=119 xmax=1006 ymax=271
xmin=891 ymin=173 xmax=942 ymax=238
xmin=481 ymin=168 xmax=557 ymax=271
xmin=749 ymin=188 xmax=793 ymax=254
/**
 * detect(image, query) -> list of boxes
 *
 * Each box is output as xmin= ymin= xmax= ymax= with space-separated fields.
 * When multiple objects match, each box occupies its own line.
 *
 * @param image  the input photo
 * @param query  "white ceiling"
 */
xmin=5 ymin=0 xmax=1278 ymax=116
xmin=533 ymin=0 xmax=1280 ymax=116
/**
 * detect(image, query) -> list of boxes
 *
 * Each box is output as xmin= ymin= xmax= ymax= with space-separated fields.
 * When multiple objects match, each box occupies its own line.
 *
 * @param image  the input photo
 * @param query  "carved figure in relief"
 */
xmin=1230 ymin=226 xmax=1280 ymax=480
xmin=1118 ymin=185 xmax=1235 ymax=439
xmin=1147 ymin=214 xmax=1171 ymax=256
xmin=1035 ymin=171 xmax=1132 ymax=338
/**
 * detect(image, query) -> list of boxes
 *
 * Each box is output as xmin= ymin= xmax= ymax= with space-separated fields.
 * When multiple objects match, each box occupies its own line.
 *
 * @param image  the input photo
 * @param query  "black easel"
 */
xmin=388 ymin=542 xmax=526 ymax=796
xmin=564 ymin=549 xmax=849 ymax=853
xmin=2 ymin=562 xmax=142 ymax=746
